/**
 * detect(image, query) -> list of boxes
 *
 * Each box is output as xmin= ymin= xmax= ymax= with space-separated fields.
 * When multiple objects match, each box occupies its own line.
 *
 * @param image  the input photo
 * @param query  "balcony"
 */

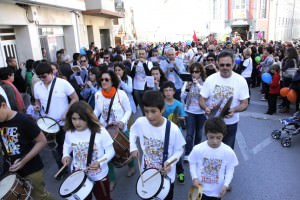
xmin=82 ymin=0 xmax=124 ymax=19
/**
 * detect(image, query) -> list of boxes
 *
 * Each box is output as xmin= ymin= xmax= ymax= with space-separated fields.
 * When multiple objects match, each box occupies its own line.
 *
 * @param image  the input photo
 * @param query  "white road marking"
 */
xmin=236 ymin=129 xmax=250 ymax=161
xmin=251 ymin=137 xmax=274 ymax=155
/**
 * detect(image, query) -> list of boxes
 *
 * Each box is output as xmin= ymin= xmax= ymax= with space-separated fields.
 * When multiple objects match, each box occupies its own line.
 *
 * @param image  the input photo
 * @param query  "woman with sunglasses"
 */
xmin=94 ymin=70 xmax=132 ymax=191
xmin=204 ymin=53 xmax=218 ymax=77
xmin=181 ymin=63 xmax=206 ymax=161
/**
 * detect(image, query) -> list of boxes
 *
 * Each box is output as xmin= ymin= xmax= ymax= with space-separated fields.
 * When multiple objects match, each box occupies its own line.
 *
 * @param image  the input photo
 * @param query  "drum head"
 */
xmin=59 ymin=171 xmax=86 ymax=197
xmin=37 ymin=117 xmax=60 ymax=134
xmin=0 ymin=174 xmax=16 ymax=198
xmin=136 ymin=168 xmax=163 ymax=199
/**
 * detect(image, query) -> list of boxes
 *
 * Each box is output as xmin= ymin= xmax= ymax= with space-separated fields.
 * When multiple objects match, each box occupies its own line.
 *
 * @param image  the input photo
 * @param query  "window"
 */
xmin=213 ymin=0 xmax=221 ymax=20
xmin=260 ymin=0 xmax=267 ymax=18
xmin=113 ymin=18 xmax=119 ymax=25
xmin=234 ymin=0 xmax=246 ymax=9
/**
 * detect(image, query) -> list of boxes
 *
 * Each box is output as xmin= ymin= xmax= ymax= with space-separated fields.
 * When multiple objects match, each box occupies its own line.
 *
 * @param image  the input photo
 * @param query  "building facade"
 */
xmin=0 ymin=0 xmax=125 ymax=66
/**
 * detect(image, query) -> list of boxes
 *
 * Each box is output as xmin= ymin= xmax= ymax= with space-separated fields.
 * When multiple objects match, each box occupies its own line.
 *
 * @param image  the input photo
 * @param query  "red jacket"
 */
xmin=269 ymin=73 xmax=280 ymax=94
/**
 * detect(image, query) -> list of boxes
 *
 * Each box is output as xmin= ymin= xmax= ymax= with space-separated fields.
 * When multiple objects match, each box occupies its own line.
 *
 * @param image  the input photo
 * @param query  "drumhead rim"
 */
xmin=58 ymin=171 xmax=88 ymax=198
xmin=136 ymin=168 xmax=164 ymax=200
xmin=37 ymin=116 xmax=60 ymax=134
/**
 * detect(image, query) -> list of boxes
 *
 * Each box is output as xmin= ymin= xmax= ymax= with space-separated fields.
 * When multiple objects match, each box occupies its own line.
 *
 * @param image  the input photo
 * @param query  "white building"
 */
xmin=0 ymin=0 xmax=125 ymax=66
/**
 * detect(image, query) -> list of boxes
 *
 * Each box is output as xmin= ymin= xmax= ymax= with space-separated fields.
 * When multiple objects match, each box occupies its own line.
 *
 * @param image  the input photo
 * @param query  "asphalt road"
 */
xmin=41 ymin=87 xmax=300 ymax=200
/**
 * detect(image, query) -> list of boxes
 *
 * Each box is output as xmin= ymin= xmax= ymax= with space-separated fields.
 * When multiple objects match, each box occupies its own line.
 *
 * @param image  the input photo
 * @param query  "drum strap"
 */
xmin=106 ymin=93 xmax=116 ymax=124
xmin=162 ymin=120 xmax=171 ymax=167
xmin=86 ymin=131 xmax=96 ymax=166
xmin=45 ymin=77 xmax=57 ymax=114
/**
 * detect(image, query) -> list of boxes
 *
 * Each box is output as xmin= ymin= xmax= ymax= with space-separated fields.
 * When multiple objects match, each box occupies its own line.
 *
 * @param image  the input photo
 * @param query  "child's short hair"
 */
xmin=204 ymin=117 xmax=227 ymax=136
xmin=271 ymin=63 xmax=280 ymax=73
xmin=142 ymin=90 xmax=165 ymax=111
xmin=161 ymin=81 xmax=176 ymax=92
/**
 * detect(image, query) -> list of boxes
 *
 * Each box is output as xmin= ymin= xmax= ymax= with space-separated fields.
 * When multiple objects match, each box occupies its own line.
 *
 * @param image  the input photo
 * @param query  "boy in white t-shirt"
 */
xmin=130 ymin=90 xmax=186 ymax=200
xmin=188 ymin=117 xmax=238 ymax=200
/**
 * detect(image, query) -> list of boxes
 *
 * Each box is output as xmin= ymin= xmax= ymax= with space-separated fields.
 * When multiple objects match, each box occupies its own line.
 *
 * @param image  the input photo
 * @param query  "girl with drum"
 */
xmin=94 ymin=70 xmax=132 ymax=191
xmin=62 ymin=101 xmax=115 ymax=200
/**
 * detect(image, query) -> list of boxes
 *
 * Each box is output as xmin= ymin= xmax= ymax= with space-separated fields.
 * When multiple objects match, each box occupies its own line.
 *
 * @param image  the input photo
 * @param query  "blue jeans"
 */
xmin=223 ymin=123 xmax=238 ymax=149
xmin=185 ymin=113 xmax=206 ymax=155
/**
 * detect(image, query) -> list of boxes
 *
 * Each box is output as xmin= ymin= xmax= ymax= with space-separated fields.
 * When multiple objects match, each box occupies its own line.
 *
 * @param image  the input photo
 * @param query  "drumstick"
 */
xmin=47 ymin=119 xmax=62 ymax=129
xmin=83 ymin=157 xmax=108 ymax=172
xmin=143 ymin=158 xmax=177 ymax=183
xmin=54 ymin=163 xmax=67 ymax=178
xmin=137 ymin=156 xmax=144 ymax=187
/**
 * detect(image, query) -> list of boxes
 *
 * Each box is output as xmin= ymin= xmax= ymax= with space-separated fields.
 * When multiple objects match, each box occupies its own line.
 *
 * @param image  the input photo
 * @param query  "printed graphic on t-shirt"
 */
xmin=143 ymin=135 xmax=163 ymax=169
xmin=0 ymin=127 xmax=21 ymax=156
xmin=135 ymin=65 xmax=146 ymax=81
xmin=188 ymin=85 xmax=201 ymax=107
xmin=201 ymin=157 xmax=222 ymax=184
xmin=212 ymin=85 xmax=234 ymax=110
xmin=71 ymin=142 xmax=100 ymax=174
xmin=102 ymin=101 xmax=117 ymax=124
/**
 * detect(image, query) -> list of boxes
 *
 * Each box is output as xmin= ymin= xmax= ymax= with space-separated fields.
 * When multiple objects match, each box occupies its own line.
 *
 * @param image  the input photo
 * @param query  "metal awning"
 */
xmin=82 ymin=9 xmax=124 ymax=18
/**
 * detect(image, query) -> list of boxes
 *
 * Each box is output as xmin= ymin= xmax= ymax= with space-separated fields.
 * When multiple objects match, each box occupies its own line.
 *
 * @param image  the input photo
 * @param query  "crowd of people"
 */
xmin=0 ymin=37 xmax=299 ymax=200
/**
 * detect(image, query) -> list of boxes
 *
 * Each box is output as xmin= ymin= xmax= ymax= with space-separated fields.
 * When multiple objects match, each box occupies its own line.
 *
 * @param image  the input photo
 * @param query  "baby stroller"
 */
xmin=271 ymin=111 xmax=300 ymax=147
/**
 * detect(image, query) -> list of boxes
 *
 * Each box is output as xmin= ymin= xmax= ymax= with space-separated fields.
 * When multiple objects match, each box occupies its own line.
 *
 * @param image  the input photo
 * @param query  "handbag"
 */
xmin=283 ymin=59 xmax=298 ymax=79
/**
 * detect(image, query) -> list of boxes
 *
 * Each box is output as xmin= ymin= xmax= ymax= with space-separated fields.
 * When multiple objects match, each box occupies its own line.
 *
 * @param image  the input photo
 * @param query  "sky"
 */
xmin=128 ymin=0 xmax=211 ymax=42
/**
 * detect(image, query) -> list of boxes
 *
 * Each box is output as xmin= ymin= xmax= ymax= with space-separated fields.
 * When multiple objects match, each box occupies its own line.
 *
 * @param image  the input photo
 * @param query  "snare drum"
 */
xmin=136 ymin=168 xmax=171 ymax=200
xmin=0 ymin=174 xmax=32 ymax=200
xmin=106 ymin=124 xmax=131 ymax=167
xmin=188 ymin=185 xmax=203 ymax=200
xmin=36 ymin=117 xmax=60 ymax=149
xmin=59 ymin=171 xmax=94 ymax=200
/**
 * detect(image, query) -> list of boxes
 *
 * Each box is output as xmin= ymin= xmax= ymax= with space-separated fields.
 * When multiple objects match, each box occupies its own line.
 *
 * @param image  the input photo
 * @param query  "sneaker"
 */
xmin=177 ymin=173 xmax=185 ymax=184
xmin=183 ymin=156 xmax=189 ymax=163
xmin=260 ymin=97 xmax=267 ymax=101
xmin=226 ymin=185 xmax=232 ymax=192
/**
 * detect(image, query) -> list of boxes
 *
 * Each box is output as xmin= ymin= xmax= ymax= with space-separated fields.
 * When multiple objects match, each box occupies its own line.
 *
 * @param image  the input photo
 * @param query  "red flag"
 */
xmin=193 ymin=31 xmax=198 ymax=44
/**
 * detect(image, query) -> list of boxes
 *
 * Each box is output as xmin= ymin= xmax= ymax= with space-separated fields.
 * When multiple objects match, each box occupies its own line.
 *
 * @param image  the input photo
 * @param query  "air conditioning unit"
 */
xmin=115 ymin=1 xmax=124 ymax=12
xmin=27 ymin=6 xmax=38 ymax=22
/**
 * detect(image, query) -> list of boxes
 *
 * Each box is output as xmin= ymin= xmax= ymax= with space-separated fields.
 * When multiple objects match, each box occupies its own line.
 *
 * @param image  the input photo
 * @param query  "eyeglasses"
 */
xmin=197 ymin=48 xmax=202 ymax=50
xmin=100 ymin=78 xmax=111 ymax=82
xmin=126 ymin=54 xmax=132 ymax=56
xmin=219 ymin=63 xmax=232 ymax=67
xmin=208 ymin=49 xmax=214 ymax=52
xmin=80 ymin=60 xmax=87 ymax=63
xmin=192 ymin=71 xmax=200 ymax=74
xmin=104 ymin=57 xmax=110 ymax=59
xmin=38 ymin=74 xmax=48 ymax=79
xmin=207 ymin=59 xmax=215 ymax=61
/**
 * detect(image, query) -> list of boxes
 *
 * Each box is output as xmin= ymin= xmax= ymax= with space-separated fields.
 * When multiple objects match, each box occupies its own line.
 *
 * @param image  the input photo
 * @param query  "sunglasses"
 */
xmin=80 ymin=60 xmax=87 ymax=63
xmin=38 ymin=74 xmax=48 ymax=79
xmin=207 ymin=59 xmax=215 ymax=61
xmin=126 ymin=54 xmax=132 ymax=56
xmin=197 ymin=48 xmax=203 ymax=50
xmin=104 ymin=57 xmax=110 ymax=59
xmin=192 ymin=71 xmax=200 ymax=74
xmin=219 ymin=63 xmax=232 ymax=67
xmin=100 ymin=78 xmax=111 ymax=82
xmin=208 ymin=49 xmax=214 ymax=52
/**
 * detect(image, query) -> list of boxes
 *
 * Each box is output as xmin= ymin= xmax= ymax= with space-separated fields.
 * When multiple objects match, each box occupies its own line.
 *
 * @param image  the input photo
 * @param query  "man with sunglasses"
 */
xmin=199 ymin=51 xmax=249 ymax=150
xmin=33 ymin=62 xmax=79 ymax=179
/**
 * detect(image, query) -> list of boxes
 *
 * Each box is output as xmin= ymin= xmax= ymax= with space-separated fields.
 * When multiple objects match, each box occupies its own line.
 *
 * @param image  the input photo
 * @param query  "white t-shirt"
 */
xmin=0 ymin=86 xmax=10 ymax=108
xmin=130 ymin=117 xmax=186 ymax=183
xmin=62 ymin=128 xmax=114 ymax=181
xmin=188 ymin=47 xmax=197 ymax=61
xmin=188 ymin=141 xmax=238 ymax=198
xmin=241 ymin=57 xmax=253 ymax=78
xmin=200 ymin=72 xmax=249 ymax=125
xmin=94 ymin=89 xmax=132 ymax=130
xmin=34 ymin=77 xmax=75 ymax=125
xmin=132 ymin=61 xmax=153 ymax=90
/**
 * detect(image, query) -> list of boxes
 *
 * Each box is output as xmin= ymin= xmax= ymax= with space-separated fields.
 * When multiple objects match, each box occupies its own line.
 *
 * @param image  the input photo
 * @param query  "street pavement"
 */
xmin=42 ymin=87 xmax=300 ymax=200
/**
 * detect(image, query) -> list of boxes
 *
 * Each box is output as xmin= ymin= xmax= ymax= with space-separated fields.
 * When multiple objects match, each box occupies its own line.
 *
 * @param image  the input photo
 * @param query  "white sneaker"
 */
xmin=184 ymin=156 xmax=189 ymax=162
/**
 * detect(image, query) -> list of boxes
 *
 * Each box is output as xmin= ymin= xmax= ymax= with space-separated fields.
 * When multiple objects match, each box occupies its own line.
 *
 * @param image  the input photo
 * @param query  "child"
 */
xmin=0 ymin=95 xmax=55 ymax=200
xmin=130 ymin=90 xmax=186 ymax=200
xmin=162 ymin=81 xmax=187 ymax=184
xmin=265 ymin=64 xmax=280 ymax=115
xmin=62 ymin=101 xmax=115 ymax=200
xmin=188 ymin=117 xmax=238 ymax=200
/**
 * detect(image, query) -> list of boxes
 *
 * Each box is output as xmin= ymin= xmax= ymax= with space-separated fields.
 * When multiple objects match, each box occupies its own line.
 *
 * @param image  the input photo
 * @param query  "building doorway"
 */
xmin=231 ymin=25 xmax=249 ymax=41
xmin=100 ymin=29 xmax=111 ymax=49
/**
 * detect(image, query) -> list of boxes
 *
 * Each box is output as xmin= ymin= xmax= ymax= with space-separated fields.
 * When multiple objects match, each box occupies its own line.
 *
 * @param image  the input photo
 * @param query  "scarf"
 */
xmin=1 ymin=80 xmax=25 ymax=112
xmin=101 ymin=87 xmax=117 ymax=99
